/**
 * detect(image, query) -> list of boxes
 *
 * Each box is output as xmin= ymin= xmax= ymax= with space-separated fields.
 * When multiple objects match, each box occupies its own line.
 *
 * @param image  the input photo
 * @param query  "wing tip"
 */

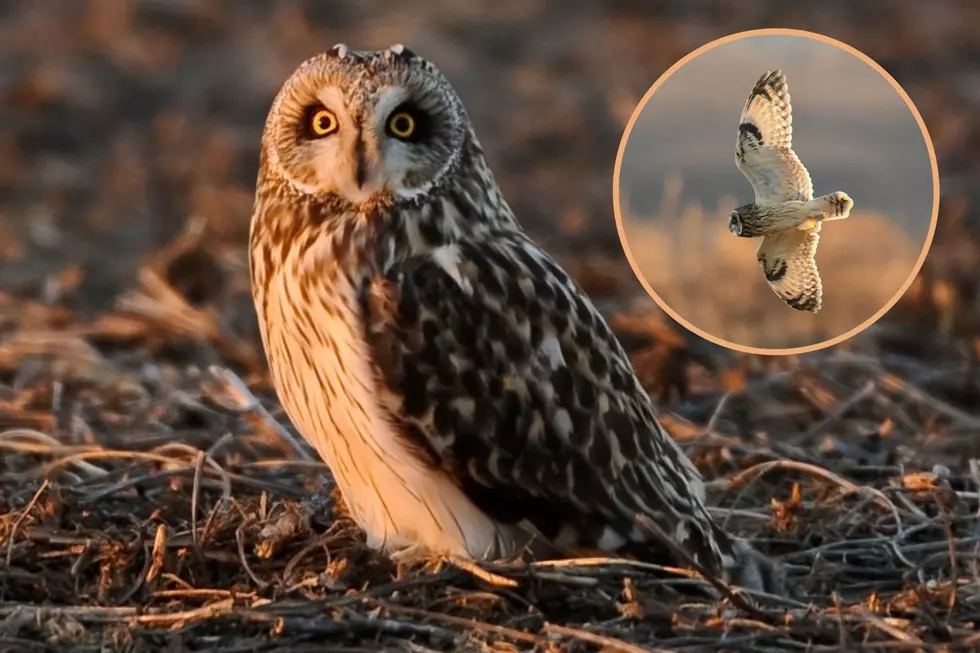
xmin=748 ymin=68 xmax=789 ymax=104
xmin=739 ymin=67 xmax=794 ymax=153
xmin=758 ymin=68 xmax=786 ymax=86
xmin=785 ymin=289 xmax=822 ymax=313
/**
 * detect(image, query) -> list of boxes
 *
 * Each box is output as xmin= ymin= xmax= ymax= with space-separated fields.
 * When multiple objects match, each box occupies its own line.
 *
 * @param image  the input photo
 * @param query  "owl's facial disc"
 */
xmin=367 ymin=85 xmax=451 ymax=200
xmin=292 ymin=84 xmax=454 ymax=205
xmin=728 ymin=210 xmax=743 ymax=236
xmin=288 ymin=87 xmax=379 ymax=204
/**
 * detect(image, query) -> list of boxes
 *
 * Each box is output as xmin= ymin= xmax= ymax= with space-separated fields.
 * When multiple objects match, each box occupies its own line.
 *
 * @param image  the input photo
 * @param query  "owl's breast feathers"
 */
xmin=358 ymin=230 xmax=737 ymax=574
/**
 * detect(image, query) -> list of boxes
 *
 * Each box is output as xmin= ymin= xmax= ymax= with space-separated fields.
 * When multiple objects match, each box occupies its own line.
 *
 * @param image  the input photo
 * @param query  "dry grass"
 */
xmin=621 ymin=174 xmax=923 ymax=349
xmin=4 ymin=216 xmax=980 ymax=652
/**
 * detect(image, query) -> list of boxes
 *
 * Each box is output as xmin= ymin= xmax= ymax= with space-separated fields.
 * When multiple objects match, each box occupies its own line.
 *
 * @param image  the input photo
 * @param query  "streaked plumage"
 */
xmin=730 ymin=69 xmax=854 ymax=313
xmin=249 ymin=44 xmax=780 ymax=591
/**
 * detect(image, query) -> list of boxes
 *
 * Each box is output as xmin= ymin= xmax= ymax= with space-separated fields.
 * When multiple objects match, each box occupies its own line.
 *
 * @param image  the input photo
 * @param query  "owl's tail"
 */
xmin=804 ymin=191 xmax=853 ymax=221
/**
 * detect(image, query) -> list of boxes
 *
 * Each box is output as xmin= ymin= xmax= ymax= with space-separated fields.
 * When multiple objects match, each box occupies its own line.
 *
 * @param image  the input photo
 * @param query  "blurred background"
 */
xmin=0 ymin=1 xmax=977 ymax=361
xmin=619 ymin=33 xmax=935 ymax=350
xmin=1 ymin=0 xmax=979 ymax=429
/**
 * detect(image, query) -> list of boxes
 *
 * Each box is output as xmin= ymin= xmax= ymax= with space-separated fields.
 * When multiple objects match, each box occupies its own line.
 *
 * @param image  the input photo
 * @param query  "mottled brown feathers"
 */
xmin=249 ymin=45 xmax=782 ymax=592
xmin=358 ymin=230 xmax=734 ymax=573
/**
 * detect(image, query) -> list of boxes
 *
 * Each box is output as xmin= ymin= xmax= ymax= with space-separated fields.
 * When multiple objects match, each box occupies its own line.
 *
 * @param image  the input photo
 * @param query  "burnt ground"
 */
xmin=4 ymin=1 xmax=980 ymax=651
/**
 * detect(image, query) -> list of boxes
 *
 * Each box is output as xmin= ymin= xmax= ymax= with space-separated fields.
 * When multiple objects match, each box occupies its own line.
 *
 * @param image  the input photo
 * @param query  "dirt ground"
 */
xmin=4 ymin=1 xmax=980 ymax=651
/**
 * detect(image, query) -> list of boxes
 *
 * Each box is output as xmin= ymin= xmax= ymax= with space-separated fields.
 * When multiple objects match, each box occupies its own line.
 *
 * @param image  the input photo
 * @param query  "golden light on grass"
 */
xmin=622 ymin=188 xmax=920 ymax=349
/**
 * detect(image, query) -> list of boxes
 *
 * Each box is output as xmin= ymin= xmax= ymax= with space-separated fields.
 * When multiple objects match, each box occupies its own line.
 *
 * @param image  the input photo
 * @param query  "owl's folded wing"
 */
xmin=756 ymin=226 xmax=823 ymax=312
xmin=359 ymin=230 xmax=734 ymax=572
xmin=735 ymin=70 xmax=814 ymax=203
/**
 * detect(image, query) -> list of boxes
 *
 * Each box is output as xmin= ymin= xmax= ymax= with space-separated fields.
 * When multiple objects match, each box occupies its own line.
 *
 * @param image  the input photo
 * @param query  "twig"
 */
xmin=633 ymin=513 xmax=761 ymax=615
xmin=191 ymin=450 xmax=205 ymax=557
xmin=206 ymin=366 xmax=313 ymax=461
xmin=0 ymin=430 xmax=107 ymax=479
xmin=545 ymin=623 xmax=672 ymax=653
xmin=259 ymin=612 xmax=460 ymax=645
xmin=722 ymin=459 xmax=913 ymax=528
xmin=372 ymin=603 xmax=544 ymax=646
xmin=449 ymin=556 xmax=518 ymax=588
xmin=130 ymin=598 xmax=238 ymax=625
xmin=3 ymin=479 xmax=49 ymax=564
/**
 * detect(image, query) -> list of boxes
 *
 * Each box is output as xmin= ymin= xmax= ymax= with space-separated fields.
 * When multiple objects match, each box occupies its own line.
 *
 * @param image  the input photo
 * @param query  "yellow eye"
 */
xmin=388 ymin=111 xmax=416 ymax=139
xmin=310 ymin=108 xmax=338 ymax=137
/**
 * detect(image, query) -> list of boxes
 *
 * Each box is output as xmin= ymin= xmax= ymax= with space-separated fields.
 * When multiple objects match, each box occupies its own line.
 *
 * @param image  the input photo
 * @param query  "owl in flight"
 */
xmin=729 ymin=69 xmax=853 ymax=313
xmin=249 ymin=45 xmax=781 ymax=593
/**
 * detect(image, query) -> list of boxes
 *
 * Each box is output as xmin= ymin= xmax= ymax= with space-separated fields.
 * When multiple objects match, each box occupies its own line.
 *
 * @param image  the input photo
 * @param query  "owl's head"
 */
xmin=260 ymin=44 xmax=468 ymax=207
xmin=728 ymin=209 xmax=744 ymax=236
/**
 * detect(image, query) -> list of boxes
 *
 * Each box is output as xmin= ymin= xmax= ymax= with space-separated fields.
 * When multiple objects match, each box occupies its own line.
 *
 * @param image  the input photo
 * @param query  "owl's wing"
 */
xmin=756 ymin=225 xmax=823 ymax=312
xmin=360 ymin=231 xmax=735 ymax=574
xmin=735 ymin=70 xmax=813 ymax=203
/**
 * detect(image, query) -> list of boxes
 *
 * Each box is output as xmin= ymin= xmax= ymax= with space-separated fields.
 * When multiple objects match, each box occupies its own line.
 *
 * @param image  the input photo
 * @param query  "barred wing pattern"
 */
xmin=756 ymin=225 xmax=823 ymax=313
xmin=735 ymin=69 xmax=813 ymax=203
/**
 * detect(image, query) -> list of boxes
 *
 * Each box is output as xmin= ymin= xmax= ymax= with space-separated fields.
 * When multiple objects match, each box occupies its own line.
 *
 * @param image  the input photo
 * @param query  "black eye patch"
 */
xmin=299 ymin=104 xmax=338 ymax=140
xmin=385 ymin=101 xmax=432 ymax=142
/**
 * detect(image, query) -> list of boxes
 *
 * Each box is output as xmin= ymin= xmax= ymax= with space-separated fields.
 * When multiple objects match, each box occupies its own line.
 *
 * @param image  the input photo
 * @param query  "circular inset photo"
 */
xmin=614 ymin=29 xmax=939 ymax=355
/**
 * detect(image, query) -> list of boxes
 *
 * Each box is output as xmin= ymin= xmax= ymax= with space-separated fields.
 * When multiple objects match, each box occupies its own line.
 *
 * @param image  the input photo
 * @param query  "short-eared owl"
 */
xmin=730 ymin=69 xmax=854 ymax=313
xmin=249 ymin=44 xmax=779 ymax=591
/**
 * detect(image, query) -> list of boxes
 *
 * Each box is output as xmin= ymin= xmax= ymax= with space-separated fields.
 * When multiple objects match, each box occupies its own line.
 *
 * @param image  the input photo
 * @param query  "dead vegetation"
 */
xmin=622 ymin=196 xmax=923 ymax=350
xmin=4 ymin=1 xmax=980 ymax=651
xmin=5 ymin=232 xmax=980 ymax=651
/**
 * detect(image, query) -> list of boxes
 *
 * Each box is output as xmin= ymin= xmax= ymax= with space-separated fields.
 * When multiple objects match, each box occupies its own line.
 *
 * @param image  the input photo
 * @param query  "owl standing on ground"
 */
xmin=249 ymin=44 xmax=780 ymax=592
xmin=729 ymin=69 xmax=854 ymax=313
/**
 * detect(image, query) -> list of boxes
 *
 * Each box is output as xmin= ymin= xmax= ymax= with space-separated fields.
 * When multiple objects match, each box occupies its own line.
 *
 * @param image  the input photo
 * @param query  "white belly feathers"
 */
xmin=259 ymin=245 xmax=517 ymax=560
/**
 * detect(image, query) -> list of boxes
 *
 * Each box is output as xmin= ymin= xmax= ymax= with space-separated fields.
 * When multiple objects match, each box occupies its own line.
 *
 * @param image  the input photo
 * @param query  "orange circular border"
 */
xmin=612 ymin=28 xmax=941 ymax=356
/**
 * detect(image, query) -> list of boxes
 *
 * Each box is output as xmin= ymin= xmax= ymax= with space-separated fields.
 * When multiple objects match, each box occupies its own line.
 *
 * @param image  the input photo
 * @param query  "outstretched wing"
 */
xmin=360 ymin=231 xmax=735 ymax=573
xmin=756 ymin=225 xmax=823 ymax=312
xmin=735 ymin=70 xmax=813 ymax=203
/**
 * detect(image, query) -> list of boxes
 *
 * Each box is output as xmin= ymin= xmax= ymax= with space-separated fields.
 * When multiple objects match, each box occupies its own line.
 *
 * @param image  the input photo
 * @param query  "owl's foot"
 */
xmin=388 ymin=543 xmax=427 ymax=564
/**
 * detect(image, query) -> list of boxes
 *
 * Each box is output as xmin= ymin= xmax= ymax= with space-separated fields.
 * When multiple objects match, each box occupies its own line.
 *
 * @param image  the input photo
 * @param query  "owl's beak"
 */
xmin=340 ymin=131 xmax=383 ymax=204
xmin=354 ymin=137 xmax=368 ymax=189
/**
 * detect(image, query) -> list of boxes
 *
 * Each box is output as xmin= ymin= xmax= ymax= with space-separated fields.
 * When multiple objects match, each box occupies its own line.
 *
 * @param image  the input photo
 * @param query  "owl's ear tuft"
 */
xmin=328 ymin=44 xmax=350 ymax=59
xmin=387 ymin=44 xmax=419 ymax=62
